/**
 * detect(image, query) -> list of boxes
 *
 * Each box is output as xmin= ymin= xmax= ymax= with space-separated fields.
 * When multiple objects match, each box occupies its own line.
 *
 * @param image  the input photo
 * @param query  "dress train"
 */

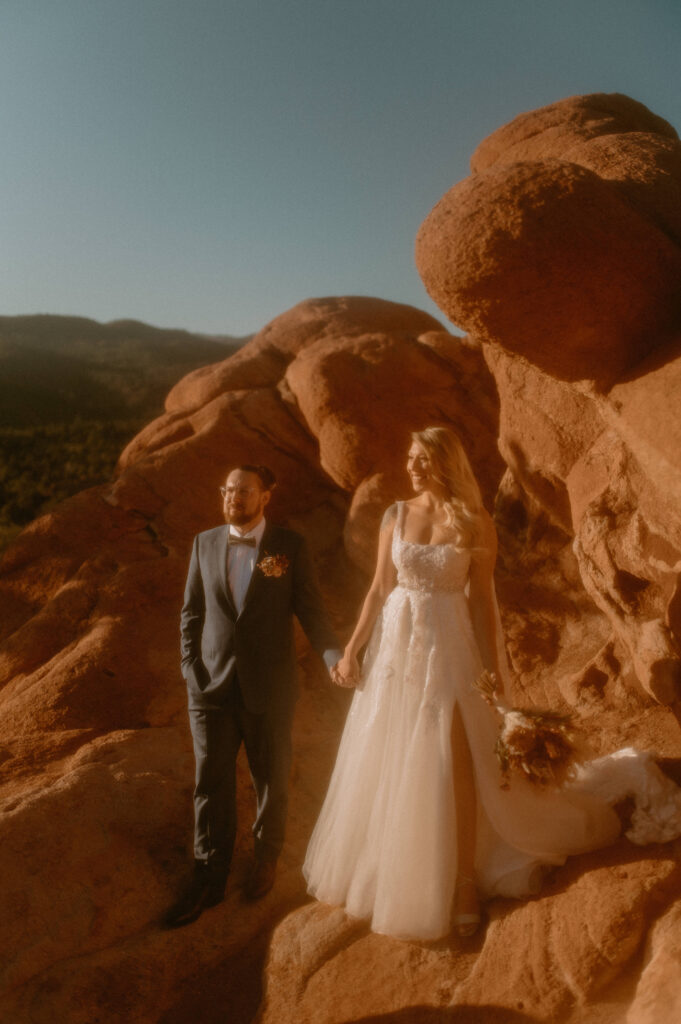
xmin=304 ymin=503 xmax=681 ymax=940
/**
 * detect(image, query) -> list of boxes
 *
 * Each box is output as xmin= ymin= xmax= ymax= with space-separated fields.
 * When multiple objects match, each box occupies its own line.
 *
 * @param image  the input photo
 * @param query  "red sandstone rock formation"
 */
xmin=4 ymin=92 xmax=681 ymax=1024
xmin=415 ymin=94 xmax=681 ymax=387
xmin=416 ymin=92 xmax=681 ymax=710
xmin=259 ymin=94 xmax=681 ymax=1024
xmin=0 ymin=296 xmax=501 ymax=1022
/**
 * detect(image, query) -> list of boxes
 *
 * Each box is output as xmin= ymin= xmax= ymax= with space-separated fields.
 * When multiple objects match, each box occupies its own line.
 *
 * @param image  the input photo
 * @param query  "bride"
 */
xmin=303 ymin=426 xmax=681 ymax=942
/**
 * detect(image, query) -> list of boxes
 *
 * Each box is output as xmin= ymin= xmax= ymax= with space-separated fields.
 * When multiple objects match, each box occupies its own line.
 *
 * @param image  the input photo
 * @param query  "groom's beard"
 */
xmin=227 ymin=509 xmax=251 ymax=526
xmin=226 ymin=502 xmax=265 ymax=527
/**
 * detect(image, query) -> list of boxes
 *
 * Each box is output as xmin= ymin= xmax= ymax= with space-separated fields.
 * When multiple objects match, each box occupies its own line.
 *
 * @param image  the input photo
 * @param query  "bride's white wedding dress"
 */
xmin=303 ymin=502 xmax=681 ymax=941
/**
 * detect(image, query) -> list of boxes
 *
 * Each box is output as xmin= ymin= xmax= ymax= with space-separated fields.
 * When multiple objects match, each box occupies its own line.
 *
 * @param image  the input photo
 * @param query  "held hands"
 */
xmin=331 ymin=650 xmax=360 ymax=688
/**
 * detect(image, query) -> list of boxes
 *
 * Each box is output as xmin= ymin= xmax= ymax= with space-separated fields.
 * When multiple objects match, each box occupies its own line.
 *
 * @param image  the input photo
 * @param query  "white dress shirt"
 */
xmin=227 ymin=517 xmax=266 ymax=613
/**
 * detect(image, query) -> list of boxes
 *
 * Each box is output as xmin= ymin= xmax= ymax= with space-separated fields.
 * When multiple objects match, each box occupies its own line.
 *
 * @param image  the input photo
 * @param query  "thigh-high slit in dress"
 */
xmin=303 ymin=503 xmax=681 ymax=940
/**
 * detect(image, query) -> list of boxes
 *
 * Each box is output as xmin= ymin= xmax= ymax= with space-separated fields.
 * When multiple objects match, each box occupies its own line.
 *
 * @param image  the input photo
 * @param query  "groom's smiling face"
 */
xmin=222 ymin=468 xmax=271 ymax=529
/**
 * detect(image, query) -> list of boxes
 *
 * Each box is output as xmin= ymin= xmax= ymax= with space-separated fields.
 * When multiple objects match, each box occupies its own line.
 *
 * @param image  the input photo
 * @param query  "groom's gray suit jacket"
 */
xmin=180 ymin=522 xmax=339 ymax=713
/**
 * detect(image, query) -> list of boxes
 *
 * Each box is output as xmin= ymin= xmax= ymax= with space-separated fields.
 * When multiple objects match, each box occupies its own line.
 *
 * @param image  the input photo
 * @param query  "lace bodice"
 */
xmin=391 ymin=502 xmax=470 ymax=593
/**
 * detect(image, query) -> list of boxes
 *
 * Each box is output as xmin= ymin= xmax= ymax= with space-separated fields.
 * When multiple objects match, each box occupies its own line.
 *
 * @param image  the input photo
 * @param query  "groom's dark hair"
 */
xmin=239 ymin=464 xmax=277 ymax=491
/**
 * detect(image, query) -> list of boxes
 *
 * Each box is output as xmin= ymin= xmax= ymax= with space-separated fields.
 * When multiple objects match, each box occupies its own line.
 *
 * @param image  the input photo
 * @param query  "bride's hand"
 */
xmin=332 ymin=651 xmax=360 ymax=688
xmin=475 ymin=669 xmax=499 ymax=704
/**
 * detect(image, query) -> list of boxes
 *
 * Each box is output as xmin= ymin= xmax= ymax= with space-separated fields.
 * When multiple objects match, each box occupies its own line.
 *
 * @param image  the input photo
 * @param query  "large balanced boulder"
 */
xmin=415 ymin=94 xmax=681 ymax=386
xmin=470 ymin=93 xmax=681 ymax=246
xmin=416 ymin=92 xmax=681 ymax=709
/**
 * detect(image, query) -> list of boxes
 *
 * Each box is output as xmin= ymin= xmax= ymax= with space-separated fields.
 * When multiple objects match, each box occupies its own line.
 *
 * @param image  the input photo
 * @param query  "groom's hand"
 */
xmin=331 ymin=663 xmax=351 ymax=687
xmin=331 ymin=655 xmax=359 ymax=688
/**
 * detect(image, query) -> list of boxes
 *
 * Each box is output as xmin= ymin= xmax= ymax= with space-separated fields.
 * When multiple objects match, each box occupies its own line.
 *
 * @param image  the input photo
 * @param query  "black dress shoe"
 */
xmin=162 ymin=863 xmax=227 ymax=928
xmin=243 ymin=857 xmax=277 ymax=902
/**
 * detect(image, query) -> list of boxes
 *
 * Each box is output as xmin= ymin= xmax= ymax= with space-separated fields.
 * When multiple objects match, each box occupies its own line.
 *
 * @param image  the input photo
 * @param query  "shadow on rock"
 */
xmin=341 ymin=1006 xmax=541 ymax=1024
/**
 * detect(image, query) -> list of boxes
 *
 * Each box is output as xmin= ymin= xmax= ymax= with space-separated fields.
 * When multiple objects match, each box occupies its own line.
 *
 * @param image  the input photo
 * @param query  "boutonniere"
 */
xmin=257 ymin=553 xmax=290 ymax=578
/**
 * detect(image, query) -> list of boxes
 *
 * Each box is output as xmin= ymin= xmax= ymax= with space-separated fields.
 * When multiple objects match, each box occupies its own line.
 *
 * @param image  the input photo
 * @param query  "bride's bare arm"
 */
xmin=335 ymin=509 xmax=398 ymax=684
xmin=467 ymin=512 xmax=502 ymax=678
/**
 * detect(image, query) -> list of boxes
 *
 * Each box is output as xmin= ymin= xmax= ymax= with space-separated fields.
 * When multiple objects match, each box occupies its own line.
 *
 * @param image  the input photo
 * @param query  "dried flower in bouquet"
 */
xmin=474 ymin=670 xmax=578 ymax=789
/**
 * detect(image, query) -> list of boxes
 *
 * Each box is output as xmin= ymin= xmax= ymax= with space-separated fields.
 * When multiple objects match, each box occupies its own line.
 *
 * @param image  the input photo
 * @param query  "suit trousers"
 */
xmin=189 ymin=678 xmax=294 ymax=876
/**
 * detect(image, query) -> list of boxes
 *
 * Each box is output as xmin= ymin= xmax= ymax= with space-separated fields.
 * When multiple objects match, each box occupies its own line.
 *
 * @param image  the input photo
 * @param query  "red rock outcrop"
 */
xmin=0 ymin=296 xmax=501 ymax=1022
xmin=4 ymin=92 xmax=681 ymax=1024
xmin=260 ymin=95 xmax=681 ymax=1024
xmin=415 ymin=94 xmax=681 ymax=386
xmin=261 ymin=842 xmax=681 ymax=1024
xmin=470 ymin=93 xmax=681 ymax=247
xmin=416 ymin=92 xmax=681 ymax=709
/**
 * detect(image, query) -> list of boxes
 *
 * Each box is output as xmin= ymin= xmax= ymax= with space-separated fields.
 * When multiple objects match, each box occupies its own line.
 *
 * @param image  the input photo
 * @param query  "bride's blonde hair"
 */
xmin=411 ymin=426 xmax=485 ymax=550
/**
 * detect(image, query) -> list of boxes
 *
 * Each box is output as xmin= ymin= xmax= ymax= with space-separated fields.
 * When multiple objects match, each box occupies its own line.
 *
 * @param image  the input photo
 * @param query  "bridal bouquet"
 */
xmin=474 ymin=670 xmax=578 ymax=789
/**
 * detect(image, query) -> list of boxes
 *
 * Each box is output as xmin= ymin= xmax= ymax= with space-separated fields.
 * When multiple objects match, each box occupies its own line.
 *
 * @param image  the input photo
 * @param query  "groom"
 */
xmin=165 ymin=463 xmax=341 ymax=927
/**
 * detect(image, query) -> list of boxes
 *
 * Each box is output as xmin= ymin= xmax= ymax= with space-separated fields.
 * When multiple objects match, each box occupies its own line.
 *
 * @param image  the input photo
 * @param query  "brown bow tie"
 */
xmin=228 ymin=535 xmax=257 ymax=547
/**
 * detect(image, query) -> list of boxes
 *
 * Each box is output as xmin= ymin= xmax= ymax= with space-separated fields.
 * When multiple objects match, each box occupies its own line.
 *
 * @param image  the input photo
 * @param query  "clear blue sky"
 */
xmin=2 ymin=0 xmax=680 ymax=337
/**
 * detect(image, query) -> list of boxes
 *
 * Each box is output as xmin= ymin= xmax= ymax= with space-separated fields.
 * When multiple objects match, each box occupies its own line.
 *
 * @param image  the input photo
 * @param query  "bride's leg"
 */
xmin=451 ymin=701 xmax=480 ymax=933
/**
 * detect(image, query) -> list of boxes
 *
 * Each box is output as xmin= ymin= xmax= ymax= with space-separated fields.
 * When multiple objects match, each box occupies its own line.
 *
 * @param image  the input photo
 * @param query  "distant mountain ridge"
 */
xmin=0 ymin=314 xmax=248 ymax=427
xmin=0 ymin=313 xmax=249 ymax=550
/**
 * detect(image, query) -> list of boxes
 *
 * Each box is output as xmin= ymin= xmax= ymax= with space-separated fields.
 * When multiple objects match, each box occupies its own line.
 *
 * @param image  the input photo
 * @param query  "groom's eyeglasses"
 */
xmin=220 ymin=486 xmax=257 ymax=498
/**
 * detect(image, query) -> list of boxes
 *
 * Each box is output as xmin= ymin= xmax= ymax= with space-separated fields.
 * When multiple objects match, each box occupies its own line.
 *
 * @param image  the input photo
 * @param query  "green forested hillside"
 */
xmin=0 ymin=315 xmax=246 ymax=551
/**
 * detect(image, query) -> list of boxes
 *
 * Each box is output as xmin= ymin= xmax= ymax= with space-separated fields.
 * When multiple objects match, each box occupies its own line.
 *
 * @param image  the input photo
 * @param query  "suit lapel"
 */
xmin=217 ymin=525 xmax=238 ymax=617
xmin=239 ymin=522 xmax=273 ymax=614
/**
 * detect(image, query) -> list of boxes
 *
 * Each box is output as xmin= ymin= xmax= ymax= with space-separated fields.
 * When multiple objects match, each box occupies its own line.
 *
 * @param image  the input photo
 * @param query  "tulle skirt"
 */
xmin=304 ymin=585 xmax=681 ymax=940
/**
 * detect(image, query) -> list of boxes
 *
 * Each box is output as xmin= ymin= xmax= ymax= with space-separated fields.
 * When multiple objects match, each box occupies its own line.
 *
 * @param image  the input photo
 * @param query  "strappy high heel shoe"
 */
xmin=453 ymin=873 xmax=481 ymax=938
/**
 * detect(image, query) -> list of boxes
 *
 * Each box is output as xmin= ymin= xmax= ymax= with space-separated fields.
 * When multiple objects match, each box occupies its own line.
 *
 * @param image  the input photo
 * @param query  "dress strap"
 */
xmin=380 ymin=501 xmax=403 ymax=536
xmin=396 ymin=500 xmax=405 ymax=540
